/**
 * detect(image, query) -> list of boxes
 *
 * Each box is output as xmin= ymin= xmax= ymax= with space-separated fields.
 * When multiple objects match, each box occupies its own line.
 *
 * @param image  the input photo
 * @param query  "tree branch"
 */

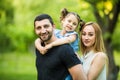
xmin=108 ymin=1 xmax=120 ymax=34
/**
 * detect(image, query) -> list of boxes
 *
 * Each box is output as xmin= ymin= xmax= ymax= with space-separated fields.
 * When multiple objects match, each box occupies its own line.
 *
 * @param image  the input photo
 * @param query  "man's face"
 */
xmin=35 ymin=19 xmax=54 ymax=42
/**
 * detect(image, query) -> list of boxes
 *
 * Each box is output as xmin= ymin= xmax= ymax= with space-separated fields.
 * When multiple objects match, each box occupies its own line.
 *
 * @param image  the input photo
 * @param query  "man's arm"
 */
xmin=68 ymin=64 xmax=87 ymax=80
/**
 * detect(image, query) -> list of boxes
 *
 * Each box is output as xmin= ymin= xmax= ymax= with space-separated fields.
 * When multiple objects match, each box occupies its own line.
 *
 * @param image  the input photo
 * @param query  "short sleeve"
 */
xmin=59 ymin=44 xmax=81 ymax=68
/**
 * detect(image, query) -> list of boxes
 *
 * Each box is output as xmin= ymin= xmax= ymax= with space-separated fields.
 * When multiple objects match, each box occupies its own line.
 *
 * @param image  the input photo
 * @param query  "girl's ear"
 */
xmin=53 ymin=24 xmax=56 ymax=29
xmin=61 ymin=19 xmax=65 ymax=24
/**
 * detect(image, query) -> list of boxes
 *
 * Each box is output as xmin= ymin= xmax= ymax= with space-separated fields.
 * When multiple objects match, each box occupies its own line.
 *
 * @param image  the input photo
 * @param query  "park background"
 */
xmin=0 ymin=0 xmax=120 ymax=80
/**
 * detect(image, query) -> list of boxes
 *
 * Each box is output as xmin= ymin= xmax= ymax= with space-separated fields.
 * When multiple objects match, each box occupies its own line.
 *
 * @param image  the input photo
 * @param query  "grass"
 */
xmin=0 ymin=51 xmax=120 ymax=80
xmin=0 ymin=52 xmax=37 ymax=80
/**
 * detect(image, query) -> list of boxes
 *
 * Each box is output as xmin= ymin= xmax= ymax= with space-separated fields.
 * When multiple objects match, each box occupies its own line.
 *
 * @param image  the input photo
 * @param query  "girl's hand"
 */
xmin=39 ymin=47 xmax=48 ymax=55
xmin=45 ymin=44 xmax=53 ymax=50
xmin=35 ymin=38 xmax=48 ymax=55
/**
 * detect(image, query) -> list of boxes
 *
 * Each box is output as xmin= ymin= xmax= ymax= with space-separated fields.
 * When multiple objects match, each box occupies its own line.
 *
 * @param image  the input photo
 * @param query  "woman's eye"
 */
xmin=82 ymin=33 xmax=86 ymax=36
xmin=89 ymin=34 xmax=94 ymax=36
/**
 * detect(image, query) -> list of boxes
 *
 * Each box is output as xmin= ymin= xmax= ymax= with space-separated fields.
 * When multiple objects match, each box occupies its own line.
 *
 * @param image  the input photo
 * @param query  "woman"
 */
xmin=80 ymin=22 xmax=108 ymax=80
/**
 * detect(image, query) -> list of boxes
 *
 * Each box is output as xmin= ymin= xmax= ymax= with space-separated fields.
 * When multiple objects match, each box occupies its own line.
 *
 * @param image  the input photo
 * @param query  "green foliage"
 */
xmin=0 ymin=0 xmax=119 ymax=52
xmin=112 ymin=17 xmax=120 ymax=51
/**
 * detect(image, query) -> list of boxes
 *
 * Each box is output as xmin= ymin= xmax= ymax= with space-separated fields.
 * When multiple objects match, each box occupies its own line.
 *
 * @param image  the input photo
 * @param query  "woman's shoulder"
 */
xmin=95 ymin=52 xmax=107 ymax=60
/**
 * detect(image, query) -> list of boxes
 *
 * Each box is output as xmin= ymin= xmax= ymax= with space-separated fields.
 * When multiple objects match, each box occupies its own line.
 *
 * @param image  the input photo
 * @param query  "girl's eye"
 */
xmin=68 ymin=20 xmax=71 ymax=23
xmin=73 ymin=23 xmax=77 ymax=26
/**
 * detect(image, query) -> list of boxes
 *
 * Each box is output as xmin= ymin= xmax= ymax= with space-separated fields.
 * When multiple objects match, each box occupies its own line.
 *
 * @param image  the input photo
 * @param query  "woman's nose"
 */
xmin=85 ymin=35 xmax=89 ymax=39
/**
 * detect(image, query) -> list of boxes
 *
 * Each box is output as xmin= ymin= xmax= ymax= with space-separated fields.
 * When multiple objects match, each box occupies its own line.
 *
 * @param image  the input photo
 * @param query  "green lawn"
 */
xmin=0 ymin=52 xmax=37 ymax=80
xmin=0 ymin=51 xmax=120 ymax=80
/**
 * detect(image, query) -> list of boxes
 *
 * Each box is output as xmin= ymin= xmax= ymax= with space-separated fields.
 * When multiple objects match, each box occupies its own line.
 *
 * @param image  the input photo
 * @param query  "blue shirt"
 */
xmin=54 ymin=29 xmax=79 ymax=53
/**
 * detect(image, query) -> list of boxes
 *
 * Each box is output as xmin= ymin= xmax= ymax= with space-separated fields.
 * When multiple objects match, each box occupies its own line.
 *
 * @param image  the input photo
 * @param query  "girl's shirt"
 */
xmin=54 ymin=29 xmax=79 ymax=53
xmin=81 ymin=51 xmax=107 ymax=80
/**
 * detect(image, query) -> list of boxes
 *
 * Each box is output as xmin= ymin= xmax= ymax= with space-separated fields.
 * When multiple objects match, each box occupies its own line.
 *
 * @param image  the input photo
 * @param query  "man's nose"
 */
xmin=41 ymin=28 xmax=46 ymax=33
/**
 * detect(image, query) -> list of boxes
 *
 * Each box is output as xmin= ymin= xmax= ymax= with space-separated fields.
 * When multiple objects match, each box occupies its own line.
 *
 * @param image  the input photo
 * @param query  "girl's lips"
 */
xmin=66 ymin=25 xmax=72 ymax=30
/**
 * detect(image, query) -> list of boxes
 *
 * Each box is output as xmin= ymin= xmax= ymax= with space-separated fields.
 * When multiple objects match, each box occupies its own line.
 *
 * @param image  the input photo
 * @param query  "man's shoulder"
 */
xmin=59 ymin=43 xmax=71 ymax=47
xmin=57 ymin=44 xmax=73 ymax=51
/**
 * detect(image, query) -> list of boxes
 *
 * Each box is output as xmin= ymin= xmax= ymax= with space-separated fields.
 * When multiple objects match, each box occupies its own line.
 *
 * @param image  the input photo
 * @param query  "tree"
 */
xmin=84 ymin=0 xmax=120 ymax=80
xmin=0 ymin=0 xmax=14 ymax=52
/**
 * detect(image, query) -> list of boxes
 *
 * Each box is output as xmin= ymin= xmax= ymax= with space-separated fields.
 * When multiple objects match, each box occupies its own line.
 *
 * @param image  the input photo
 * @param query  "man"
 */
xmin=34 ymin=14 xmax=87 ymax=80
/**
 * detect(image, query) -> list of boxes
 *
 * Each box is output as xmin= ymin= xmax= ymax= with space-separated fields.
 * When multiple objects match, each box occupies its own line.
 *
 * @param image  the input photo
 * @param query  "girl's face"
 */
xmin=81 ymin=25 xmax=95 ymax=48
xmin=62 ymin=14 xmax=78 ymax=32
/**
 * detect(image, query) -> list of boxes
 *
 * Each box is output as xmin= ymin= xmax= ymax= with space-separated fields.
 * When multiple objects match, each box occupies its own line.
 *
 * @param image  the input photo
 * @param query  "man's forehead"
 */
xmin=35 ymin=19 xmax=51 ymax=26
xmin=38 ymin=19 xmax=50 ymax=23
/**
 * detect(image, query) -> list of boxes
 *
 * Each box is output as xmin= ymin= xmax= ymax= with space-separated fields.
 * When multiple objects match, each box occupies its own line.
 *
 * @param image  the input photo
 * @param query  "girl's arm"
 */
xmin=35 ymin=38 xmax=47 ymax=55
xmin=87 ymin=52 xmax=107 ymax=80
xmin=45 ymin=34 xmax=76 ymax=49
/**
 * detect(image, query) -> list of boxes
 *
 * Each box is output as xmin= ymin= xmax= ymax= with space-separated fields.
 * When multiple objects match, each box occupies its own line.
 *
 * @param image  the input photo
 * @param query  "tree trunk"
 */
xmin=105 ymin=39 xmax=119 ymax=80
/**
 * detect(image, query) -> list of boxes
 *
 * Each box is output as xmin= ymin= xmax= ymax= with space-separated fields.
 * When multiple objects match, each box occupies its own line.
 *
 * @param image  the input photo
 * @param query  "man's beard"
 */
xmin=39 ymin=33 xmax=52 ymax=42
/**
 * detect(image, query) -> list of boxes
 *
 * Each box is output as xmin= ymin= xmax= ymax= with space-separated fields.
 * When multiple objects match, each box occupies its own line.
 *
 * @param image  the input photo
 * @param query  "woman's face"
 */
xmin=62 ymin=14 xmax=78 ymax=32
xmin=81 ymin=25 xmax=95 ymax=48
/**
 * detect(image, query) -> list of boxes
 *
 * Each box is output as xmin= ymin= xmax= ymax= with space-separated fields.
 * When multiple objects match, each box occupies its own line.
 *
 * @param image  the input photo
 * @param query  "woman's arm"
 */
xmin=87 ymin=52 xmax=107 ymax=80
xmin=68 ymin=64 xmax=87 ymax=80
xmin=35 ymin=38 xmax=47 ymax=54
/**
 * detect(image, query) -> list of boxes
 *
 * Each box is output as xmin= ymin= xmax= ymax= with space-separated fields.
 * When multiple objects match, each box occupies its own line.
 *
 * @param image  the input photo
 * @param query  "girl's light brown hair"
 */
xmin=60 ymin=8 xmax=85 ymax=30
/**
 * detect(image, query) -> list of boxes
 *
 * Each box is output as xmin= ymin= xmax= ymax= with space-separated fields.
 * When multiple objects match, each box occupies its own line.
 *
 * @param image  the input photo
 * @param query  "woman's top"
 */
xmin=54 ymin=29 xmax=79 ymax=52
xmin=81 ymin=51 xmax=107 ymax=80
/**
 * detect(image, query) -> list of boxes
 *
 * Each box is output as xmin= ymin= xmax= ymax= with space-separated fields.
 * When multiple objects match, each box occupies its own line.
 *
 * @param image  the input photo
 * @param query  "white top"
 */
xmin=82 ymin=51 xmax=107 ymax=80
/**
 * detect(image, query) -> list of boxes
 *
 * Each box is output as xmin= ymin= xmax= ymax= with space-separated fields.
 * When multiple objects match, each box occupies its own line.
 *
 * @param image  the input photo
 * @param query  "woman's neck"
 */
xmin=85 ymin=47 xmax=94 ymax=54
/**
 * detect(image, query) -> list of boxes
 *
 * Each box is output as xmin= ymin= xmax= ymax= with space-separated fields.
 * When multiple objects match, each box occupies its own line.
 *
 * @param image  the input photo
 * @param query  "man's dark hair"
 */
xmin=34 ymin=14 xmax=54 ymax=27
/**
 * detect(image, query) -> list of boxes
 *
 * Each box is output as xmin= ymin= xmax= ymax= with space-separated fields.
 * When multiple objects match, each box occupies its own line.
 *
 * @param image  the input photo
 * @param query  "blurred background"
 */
xmin=0 ymin=0 xmax=120 ymax=80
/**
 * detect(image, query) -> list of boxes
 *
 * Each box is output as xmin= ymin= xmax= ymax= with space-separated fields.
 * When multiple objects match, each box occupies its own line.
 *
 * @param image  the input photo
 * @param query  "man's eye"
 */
xmin=36 ymin=26 xmax=41 ymax=30
xmin=44 ymin=25 xmax=49 ymax=28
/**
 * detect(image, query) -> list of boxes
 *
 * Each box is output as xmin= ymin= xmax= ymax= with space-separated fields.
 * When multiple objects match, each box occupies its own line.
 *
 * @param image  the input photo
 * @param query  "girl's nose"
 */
xmin=69 ymin=23 xmax=73 ymax=27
